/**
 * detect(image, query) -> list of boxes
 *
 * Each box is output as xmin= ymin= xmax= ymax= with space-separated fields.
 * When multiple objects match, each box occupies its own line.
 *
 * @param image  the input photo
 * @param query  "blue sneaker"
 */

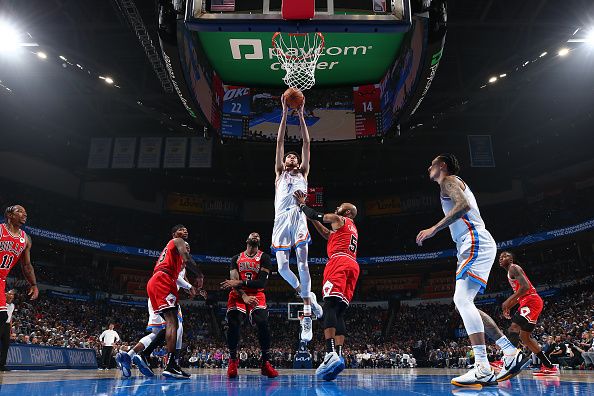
xmin=116 ymin=352 xmax=132 ymax=378
xmin=324 ymin=356 xmax=345 ymax=381
xmin=316 ymin=352 xmax=341 ymax=381
xmin=133 ymin=354 xmax=155 ymax=377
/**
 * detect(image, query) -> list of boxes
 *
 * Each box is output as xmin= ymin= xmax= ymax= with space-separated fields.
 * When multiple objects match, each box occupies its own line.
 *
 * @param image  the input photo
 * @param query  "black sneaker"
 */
xmin=179 ymin=368 xmax=191 ymax=378
xmin=163 ymin=365 xmax=189 ymax=380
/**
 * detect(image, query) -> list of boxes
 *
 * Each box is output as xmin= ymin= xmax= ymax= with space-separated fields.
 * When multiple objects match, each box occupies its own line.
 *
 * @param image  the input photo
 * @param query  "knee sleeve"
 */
xmin=335 ymin=302 xmax=348 ymax=336
xmin=227 ymin=310 xmax=244 ymax=350
xmin=276 ymin=250 xmax=300 ymax=289
xmin=295 ymin=245 xmax=311 ymax=298
xmin=140 ymin=332 xmax=158 ymax=349
xmin=453 ymin=277 xmax=484 ymax=335
xmin=252 ymin=309 xmax=270 ymax=351
xmin=323 ymin=297 xmax=341 ymax=330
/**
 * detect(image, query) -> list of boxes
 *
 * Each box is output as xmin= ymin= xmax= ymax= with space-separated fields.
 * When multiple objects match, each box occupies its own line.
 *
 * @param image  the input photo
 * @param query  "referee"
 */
xmin=0 ymin=289 xmax=16 ymax=371
xmin=99 ymin=323 xmax=120 ymax=370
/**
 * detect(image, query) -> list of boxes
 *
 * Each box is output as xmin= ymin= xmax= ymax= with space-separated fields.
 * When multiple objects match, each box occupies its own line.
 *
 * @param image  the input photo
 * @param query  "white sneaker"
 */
xmin=300 ymin=316 xmax=313 ymax=342
xmin=451 ymin=364 xmax=497 ymax=387
xmin=316 ymin=352 xmax=341 ymax=380
xmin=496 ymin=350 xmax=529 ymax=382
xmin=309 ymin=292 xmax=324 ymax=319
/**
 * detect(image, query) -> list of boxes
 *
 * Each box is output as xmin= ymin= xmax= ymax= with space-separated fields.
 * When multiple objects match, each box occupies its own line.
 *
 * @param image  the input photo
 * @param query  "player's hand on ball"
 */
xmin=416 ymin=227 xmax=436 ymax=246
xmin=242 ymin=295 xmax=258 ymax=307
xmin=28 ymin=285 xmax=39 ymax=300
xmin=220 ymin=279 xmax=242 ymax=289
xmin=293 ymin=190 xmax=307 ymax=205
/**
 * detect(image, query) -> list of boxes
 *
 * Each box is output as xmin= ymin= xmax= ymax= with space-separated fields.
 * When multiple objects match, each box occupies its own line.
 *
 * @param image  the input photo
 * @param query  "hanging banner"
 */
xmin=87 ymin=138 xmax=112 ymax=169
xmin=111 ymin=138 xmax=136 ymax=169
xmin=468 ymin=135 xmax=496 ymax=167
xmin=189 ymin=137 xmax=213 ymax=168
xmin=163 ymin=137 xmax=188 ymax=168
xmin=137 ymin=137 xmax=163 ymax=169
xmin=165 ymin=193 xmax=239 ymax=217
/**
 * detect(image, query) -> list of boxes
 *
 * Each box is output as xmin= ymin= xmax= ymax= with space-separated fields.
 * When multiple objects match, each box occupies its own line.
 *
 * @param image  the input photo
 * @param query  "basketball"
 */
xmin=283 ymin=87 xmax=304 ymax=109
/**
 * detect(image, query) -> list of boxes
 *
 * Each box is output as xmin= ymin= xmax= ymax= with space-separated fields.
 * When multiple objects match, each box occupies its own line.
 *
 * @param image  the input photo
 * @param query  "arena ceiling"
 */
xmin=1 ymin=0 xmax=593 ymax=190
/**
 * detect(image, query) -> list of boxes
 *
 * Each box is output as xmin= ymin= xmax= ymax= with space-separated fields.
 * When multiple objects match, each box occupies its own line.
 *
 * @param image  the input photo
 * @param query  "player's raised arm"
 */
xmin=310 ymin=220 xmax=331 ymax=240
xmin=275 ymin=95 xmax=289 ymax=177
xmin=297 ymin=100 xmax=311 ymax=177
xmin=20 ymin=235 xmax=38 ymax=300
xmin=416 ymin=176 xmax=471 ymax=246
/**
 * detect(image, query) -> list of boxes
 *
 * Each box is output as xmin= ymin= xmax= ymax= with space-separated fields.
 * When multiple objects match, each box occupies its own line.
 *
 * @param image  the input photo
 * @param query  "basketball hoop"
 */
xmin=272 ymin=32 xmax=325 ymax=91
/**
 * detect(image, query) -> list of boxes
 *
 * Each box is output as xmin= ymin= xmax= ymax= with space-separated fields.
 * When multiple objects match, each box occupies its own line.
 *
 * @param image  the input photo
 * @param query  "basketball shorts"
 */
xmin=146 ymin=299 xmax=183 ymax=331
xmin=146 ymin=271 xmax=178 ymax=315
xmin=271 ymin=207 xmax=311 ymax=253
xmin=322 ymin=254 xmax=360 ymax=305
xmin=226 ymin=290 xmax=267 ymax=322
xmin=513 ymin=294 xmax=543 ymax=332
xmin=454 ymin=230 xmax=496 ymax=294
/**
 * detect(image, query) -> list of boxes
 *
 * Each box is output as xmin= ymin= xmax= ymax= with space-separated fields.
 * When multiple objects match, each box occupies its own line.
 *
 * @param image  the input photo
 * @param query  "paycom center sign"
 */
xmin=196 ymin=32 xmax=405 ymax=87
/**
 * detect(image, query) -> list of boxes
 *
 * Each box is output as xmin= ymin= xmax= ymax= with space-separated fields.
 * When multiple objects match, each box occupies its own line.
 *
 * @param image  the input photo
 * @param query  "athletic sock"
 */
xmin=166 ymin=351 xmax=178 ymax=369
xmin=336 ymin=345 xmax=343 ymax=357
xmin=496 ymin=336 xmax=518 ymax=356
xmin=326 ymin=338 xmax=336 ymax=354
xmin=472 ymin=345 xmax=489 ymax=368
xmin=128 ymin=349 xmax=137 ymax=358
xmin=537 ymin=351 xmax=554 ymax=368
xmin=303 ymin=304 xmax=312 ymax=316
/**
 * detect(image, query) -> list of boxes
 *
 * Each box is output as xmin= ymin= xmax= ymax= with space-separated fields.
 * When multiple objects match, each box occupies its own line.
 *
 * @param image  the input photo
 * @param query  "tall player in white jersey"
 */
xmin=416 ymin=154 xmax=526 ymax=387
xmin=272 ymin=94 xmax=323 ymax=341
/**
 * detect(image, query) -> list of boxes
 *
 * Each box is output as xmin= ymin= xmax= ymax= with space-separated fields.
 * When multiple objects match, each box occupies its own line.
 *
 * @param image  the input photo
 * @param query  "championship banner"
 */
xmin=163 ymin=137 xmax=188 ymax=168
xmin=166 ymin=193 xmax=239 ymax=217
xmin=87 ymin=138 xmax=112 ymax=169
xmin=137 ymin=137 xmax=163 ymax=168
xmin=468 ymin=135 xmax=496 ymax=167
xmin=189 ymin=137 xmax=213 ymax=168
xmin=111 ymin=137 xmax=137 ymax=169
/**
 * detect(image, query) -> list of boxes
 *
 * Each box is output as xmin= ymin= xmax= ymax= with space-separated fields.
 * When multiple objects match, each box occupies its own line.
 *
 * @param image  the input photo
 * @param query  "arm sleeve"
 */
xmin=176 ymin=274 xmax=192 ymax=290
xmin=299 ymin=204 xmax=324 ymax=221
xmin=243 ymin=271 xmax=269 ymax=289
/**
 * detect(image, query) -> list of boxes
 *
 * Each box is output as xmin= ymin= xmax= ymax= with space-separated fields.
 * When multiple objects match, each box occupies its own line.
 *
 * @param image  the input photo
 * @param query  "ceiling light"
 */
xmin=104 ymin=77 xmax=114 ymax=84
xmin=0 ymin=22 xmax=20 ymax=52
xmin=488 ymin=76 xmax=497 ymax=83
xmin=539 ymin=51 xmax=547 ymax=57
xmin=36 ymin=51 xmax=47 ymax=59
xmin=499 ymin=73 xmax=507 ymax=78
xmin=558 ymin=48 xmax=570 ymax=57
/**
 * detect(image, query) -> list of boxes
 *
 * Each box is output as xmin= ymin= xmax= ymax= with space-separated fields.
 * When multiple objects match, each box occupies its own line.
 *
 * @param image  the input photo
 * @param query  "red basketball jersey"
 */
xmin=153 ymin=239 xmax=184 ymax=279
xmin=0 ymin=224 xmax=27 ymax=279
xmin=233 ymin=250 xmax=267 ymax=294
xmin=507 ymin=265 xmax=537 ymax=298
xmin=327 ymin=217 xmax=358 ymax=260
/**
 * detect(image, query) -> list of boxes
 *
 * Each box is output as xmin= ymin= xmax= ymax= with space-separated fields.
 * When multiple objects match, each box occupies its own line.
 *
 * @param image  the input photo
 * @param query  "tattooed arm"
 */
xmin=416 ymin=176 xmax=471 ymax=246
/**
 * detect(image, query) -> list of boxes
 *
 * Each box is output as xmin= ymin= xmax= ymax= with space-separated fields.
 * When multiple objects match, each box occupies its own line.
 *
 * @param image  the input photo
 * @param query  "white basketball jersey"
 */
xmin=177 ymin=268 xmax=186 ymax=291
xmin=440 ymin=177 xmax=487 ymax=243
xmin=275 ymin=171 xmax=307 ymax=217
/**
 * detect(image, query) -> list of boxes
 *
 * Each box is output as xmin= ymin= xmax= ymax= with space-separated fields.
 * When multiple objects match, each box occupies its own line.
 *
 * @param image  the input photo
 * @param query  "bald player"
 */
xmin=293 ymin=191 xmax=359 ymax=381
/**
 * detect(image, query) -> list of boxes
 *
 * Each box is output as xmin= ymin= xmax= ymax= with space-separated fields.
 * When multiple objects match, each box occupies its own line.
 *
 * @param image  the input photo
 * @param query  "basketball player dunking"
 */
xmin=145 ymin=224 xmax=203 ymax=379
xmin=416 ymin=155 xmax=525 ymax=387
xmin=0 ymin=206 xmax=39 ymax=320
xmin=499 ymin=251 xmax=559 ymax=377
xmin=294 ymin=190 xmax=359 ymax=381
xmin=220 ymin=232 xmax=278 ymax=379
xmin=272 ymin=94 xmax=322 ymax=342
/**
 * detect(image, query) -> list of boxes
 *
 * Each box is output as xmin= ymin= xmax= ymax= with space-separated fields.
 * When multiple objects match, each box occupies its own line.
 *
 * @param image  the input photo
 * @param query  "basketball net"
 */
xmin=272 ymin=32 xmax=324 ymax=91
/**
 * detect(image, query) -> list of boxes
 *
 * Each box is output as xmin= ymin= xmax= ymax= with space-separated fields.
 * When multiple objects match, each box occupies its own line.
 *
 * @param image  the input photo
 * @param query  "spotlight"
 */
xmin=59 ymin=55 xmax=67 ymax=61
xmin=499 ymin=73 xmax=507 ymax=78
xmin=539 ymin=51 xmax=547 ymax=57
xmin=558 ymin=48 xmax=570 ymax=57
xmin=36 ymin=51 xmax=47 ymax=59
xmin=104 ymin=77 xmax=114 ymax=84
xmin=586 ymin=29 xmax=594 ymax=46
xmin=0 ymin=22 xmax=20 ymax=52
xmin=488 ymin=76 xmax=498 ymax=83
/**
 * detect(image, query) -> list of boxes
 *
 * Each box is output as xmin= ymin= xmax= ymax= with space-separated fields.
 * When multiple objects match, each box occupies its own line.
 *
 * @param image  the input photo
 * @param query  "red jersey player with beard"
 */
xmin=293 ymin=190 xmax=359 ymax=381
xmin=499 ymin=251 xmax=559 ymax=377
xmin=146 ymin=224 xmax=203 ymax=379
